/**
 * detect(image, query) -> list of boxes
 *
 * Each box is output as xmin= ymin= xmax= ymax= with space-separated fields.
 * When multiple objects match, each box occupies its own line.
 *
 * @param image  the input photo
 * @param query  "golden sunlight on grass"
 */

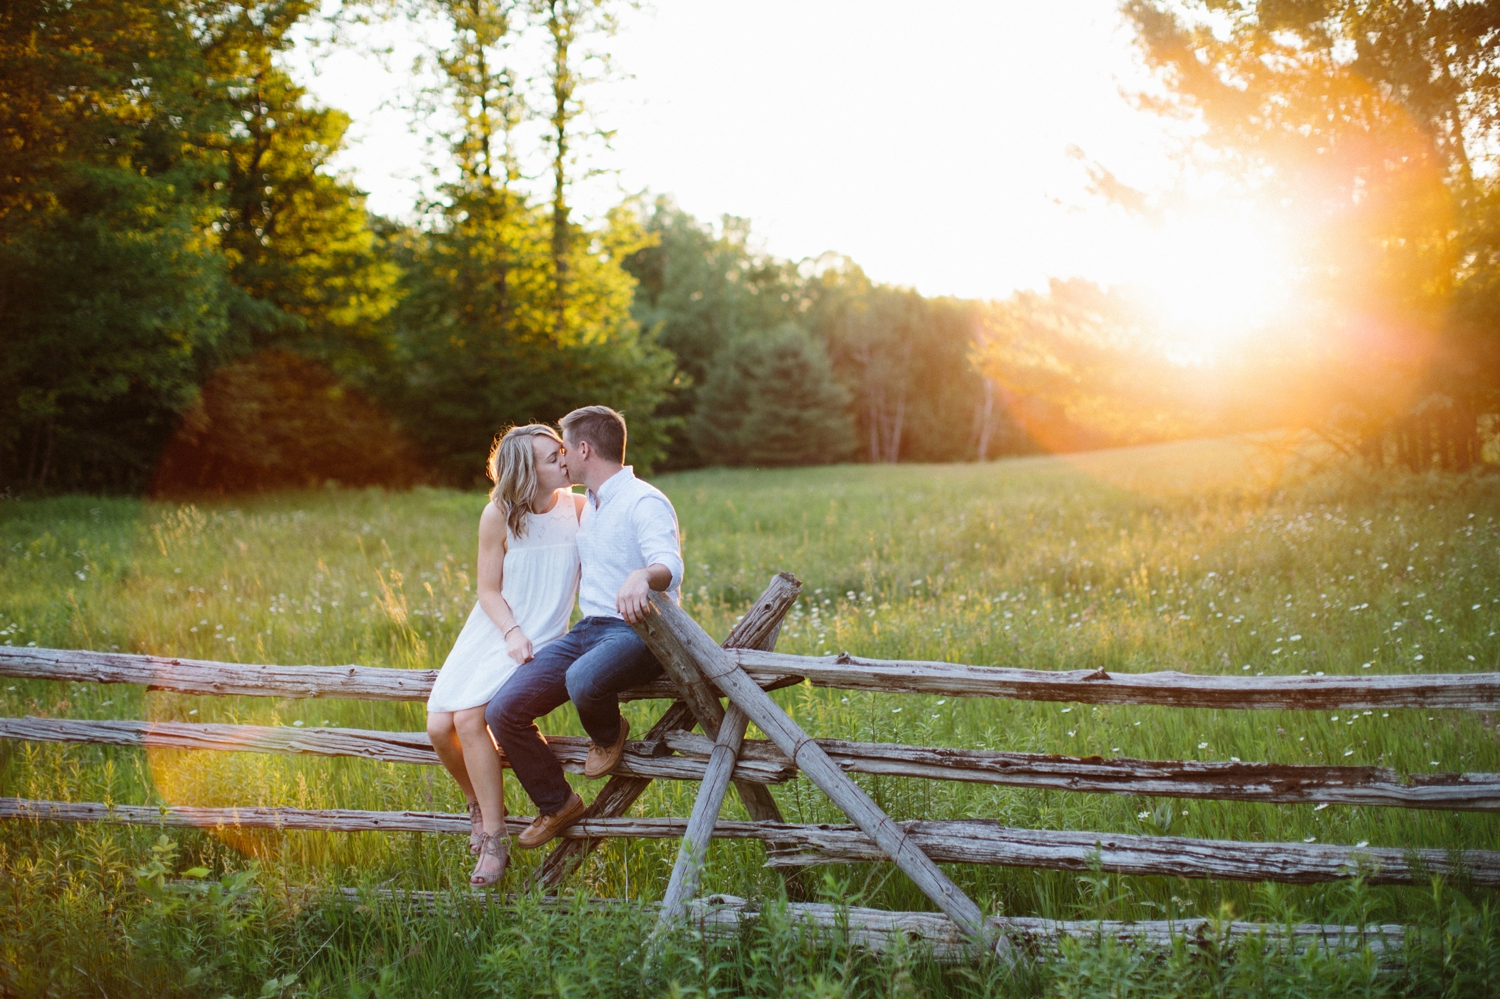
xmin=3 ymin=438 xmax=1498 ymax=920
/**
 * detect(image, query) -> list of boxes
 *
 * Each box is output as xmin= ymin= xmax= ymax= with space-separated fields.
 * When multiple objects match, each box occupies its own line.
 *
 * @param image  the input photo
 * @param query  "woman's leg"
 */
xmin=426 ymin=711 xmax=476 ymax=801
xmin=429 ymin=709 xmax=486 ymax=854
xmin=456 ymin=705 xmax=509 ymax=885
xmin=454 ymin=705 xmax=506 ymax=834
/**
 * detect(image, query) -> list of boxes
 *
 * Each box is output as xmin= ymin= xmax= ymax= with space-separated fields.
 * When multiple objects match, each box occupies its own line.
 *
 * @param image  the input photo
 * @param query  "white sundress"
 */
xmin=426 ymin=490 xmax=580 ymax=713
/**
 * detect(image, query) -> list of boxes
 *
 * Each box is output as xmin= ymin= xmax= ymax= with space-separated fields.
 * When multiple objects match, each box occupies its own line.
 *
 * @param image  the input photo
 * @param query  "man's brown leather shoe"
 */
xmin=583 ymin=718 xmax=630 ymax=779
xmin=517 ymin=792 xmax=587 ymax=850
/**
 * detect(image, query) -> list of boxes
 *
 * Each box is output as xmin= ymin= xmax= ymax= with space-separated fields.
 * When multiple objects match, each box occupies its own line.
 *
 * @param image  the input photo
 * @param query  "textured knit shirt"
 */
xmin=576 ymin=466 xmax=683 ymax=620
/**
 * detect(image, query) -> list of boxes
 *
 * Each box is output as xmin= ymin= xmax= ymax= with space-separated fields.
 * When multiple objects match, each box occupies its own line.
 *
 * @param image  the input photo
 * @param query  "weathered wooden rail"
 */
xmin=7 ymin=796 xmax=1491 ymax=888
xmin=0 ymin=646 xmax=795 ymax=703
xmin=0 ymin=717 xmax=795 ymax=784
xmin=5 ymin=644 xmax=1495 ymax=711
xmin=4 ymin=570 xmax=1496 ymax=957
xmin=338 ymin=887 xmax=1408 ymax=960
xmin=5 ymin=715 xmax=1494 ymax=811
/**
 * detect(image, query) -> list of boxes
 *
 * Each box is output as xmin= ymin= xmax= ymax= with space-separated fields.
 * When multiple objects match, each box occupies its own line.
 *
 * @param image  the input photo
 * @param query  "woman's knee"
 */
xmin=426 ymin=711 xmax=454 ymax=742
xmin=454 ymin=706 xmax=489 ymax=740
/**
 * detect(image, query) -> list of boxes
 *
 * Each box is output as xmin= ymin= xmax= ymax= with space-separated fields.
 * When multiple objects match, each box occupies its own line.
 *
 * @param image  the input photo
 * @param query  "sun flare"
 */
xmin=1127 ymin=212 xmax=1297 ymax=361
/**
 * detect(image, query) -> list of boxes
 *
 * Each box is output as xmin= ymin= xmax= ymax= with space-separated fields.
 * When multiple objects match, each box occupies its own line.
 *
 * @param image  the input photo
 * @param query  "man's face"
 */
xmin=561 ymin=433 xmax=586 ymax=485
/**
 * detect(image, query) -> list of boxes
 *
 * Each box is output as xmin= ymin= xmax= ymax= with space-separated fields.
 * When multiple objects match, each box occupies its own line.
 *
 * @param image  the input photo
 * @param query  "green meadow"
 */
xmin=3 ymin=438 xmax=1500 ymax=997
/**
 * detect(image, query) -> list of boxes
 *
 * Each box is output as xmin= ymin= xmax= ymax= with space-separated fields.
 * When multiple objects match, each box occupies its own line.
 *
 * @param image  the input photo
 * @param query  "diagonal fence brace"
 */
xmin=633 ymin=592 xmax=1005 ymax=954
xmin=531 ymin=573 xmax=804 ymax=893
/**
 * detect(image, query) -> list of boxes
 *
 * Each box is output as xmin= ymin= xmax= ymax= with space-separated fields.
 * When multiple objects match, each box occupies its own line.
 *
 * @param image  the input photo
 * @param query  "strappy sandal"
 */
xmin=467 ymin=800 xmax=484 ymax=856
xmin=470 ymin=831 xmax=509 ymax=888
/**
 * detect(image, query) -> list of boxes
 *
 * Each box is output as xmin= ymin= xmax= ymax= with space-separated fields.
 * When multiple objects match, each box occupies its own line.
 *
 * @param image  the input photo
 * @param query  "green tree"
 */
xmin=0 ymin=0 xmax=236 ymax=491
xmin=154 ymin=4 xmax=408 ymax=496
xmin=382 ymin=0 xmax=675 ymax=482
xmin=626 ymin=198 xmax=807 ymax=382
xmin=817 ymin=270 xmax=995 ymax=463
xmin=1124 ymin=0 xmax=1500 ymax=467
xmin=624 ymin=198 xmax=808 ymax=466
xmin=625 ymin=198 xmax=1008 ymax=466
xmin=217 ymin=53 xmax=399 ymax=372
xmin=0 ymin=0 xmax=399 ymax=493
xmin=533 ymin=0 xmax=618 ymax=336
xmin=690 ymin=324 xmax=854 ymax=466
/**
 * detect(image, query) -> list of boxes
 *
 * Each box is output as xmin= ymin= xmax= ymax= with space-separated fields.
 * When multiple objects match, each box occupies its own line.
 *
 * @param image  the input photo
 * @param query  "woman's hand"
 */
xmin=505 ymin=625 xmax=534 ymax=664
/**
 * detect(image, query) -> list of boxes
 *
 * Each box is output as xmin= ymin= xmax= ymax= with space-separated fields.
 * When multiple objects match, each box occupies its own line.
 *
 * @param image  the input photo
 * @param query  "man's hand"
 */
xmin=617 ymin=564 xmax=671 ymax=623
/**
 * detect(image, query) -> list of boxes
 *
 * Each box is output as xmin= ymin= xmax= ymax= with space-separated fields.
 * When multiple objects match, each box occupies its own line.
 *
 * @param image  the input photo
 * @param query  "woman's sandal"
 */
xmin=470 ymin=831 xmax=509 ymax=888
xmin=467 ymin=800 xmax=484 ymax=856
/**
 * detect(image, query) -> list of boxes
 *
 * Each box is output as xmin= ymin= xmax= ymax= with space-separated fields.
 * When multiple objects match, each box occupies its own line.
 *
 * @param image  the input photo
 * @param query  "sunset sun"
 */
xmin=1131 ymin=212 xmax=1296 ymax=359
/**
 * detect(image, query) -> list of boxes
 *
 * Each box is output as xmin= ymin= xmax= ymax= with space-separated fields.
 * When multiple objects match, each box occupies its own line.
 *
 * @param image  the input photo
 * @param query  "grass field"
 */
xmin=3 ymin=436 xmax=1500 ymax=996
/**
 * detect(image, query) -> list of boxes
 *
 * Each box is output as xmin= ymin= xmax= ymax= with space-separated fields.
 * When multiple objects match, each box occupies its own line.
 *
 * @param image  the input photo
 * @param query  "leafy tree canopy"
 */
xmin=690 ymin=324 xmax=855 ymax=467
xmin=1123 ymin=0 xmax=1500 ymax=466
xmin=0 ymin=0 xmax=397 ymax=492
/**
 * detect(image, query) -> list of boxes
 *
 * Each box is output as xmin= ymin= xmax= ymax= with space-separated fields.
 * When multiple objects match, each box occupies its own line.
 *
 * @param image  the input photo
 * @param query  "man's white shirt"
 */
xmin=576 ymin=466 xmax=683 ymax=620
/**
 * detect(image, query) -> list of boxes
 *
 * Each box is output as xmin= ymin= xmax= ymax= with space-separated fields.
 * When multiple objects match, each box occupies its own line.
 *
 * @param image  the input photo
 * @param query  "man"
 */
xmin=485 ymin=405 xmax=682 ymax=849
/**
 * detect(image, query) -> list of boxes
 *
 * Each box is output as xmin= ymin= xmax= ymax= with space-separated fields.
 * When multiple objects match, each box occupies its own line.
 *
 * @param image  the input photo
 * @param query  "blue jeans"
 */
xmin=485 ymin=616 xmax=662 ymax=815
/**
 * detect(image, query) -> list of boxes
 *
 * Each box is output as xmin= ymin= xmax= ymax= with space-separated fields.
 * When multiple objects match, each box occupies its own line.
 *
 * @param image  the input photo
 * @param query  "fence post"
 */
xmin=651 ymin=578 xmax=807 ymax=922
xmin=657 ymin=701 xmax=750 ymax=928
xmin=633 ymin=592 xmax=1004 ymax=955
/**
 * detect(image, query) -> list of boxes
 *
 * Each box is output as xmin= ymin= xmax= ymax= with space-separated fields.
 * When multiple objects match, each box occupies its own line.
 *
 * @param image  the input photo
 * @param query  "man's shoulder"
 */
xmin=621 ymin=479 xmax=677 ymax=526
xmin=622 ymin=474 xmax=673 ymax=506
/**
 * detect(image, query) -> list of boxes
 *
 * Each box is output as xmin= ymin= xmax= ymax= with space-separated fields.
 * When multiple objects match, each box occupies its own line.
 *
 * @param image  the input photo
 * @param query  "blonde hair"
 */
xmin=487 ymin=424 xmax=564 ymax=538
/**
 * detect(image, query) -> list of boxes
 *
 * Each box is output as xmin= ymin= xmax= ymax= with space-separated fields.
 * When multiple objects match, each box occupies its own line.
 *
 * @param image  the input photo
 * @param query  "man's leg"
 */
xmin=485 ymin=633 xmax=580 ymax=816
xmin=564 ymin=618 xmax=664 ymax=746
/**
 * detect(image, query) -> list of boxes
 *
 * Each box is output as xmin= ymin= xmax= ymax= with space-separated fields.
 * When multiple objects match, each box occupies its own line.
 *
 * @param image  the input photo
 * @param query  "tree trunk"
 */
xmin=884 ymin=389 xmax=906 ymax=463
xmin=546 ymin=0 xmax=575 ymax=339
xmin=975 ymin=378 xmax=996 ymax=461
xmin=24 ymin=421 xmax=41 ymax=488
xmin=881 ymin=339 xmax=914 ymax=463
xmin=1453 ymin=397 xmax=1479 ymax=471
xmin=36 ymin=417 xmax=55 ymax=490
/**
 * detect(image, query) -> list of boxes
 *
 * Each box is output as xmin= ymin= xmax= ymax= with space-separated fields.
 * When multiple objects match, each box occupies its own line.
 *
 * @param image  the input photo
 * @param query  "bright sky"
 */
xmin=286 ymin=0 xmax=1290 ymax=335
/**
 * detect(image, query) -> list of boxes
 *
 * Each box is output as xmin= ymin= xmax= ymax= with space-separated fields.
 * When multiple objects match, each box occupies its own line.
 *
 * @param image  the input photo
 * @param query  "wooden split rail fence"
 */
xmin=2 ymin=571 xmax=1498 ymax=957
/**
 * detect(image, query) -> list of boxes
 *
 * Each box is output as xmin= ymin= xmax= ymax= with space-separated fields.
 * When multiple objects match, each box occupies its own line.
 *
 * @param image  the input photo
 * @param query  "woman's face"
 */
xmin=531 ymin=435 xmax=570 ymax=497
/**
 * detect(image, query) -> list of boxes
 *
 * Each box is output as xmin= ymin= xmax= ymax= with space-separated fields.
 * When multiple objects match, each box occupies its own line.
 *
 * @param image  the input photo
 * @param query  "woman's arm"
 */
xmin=476 ymin=503 xmax=533 ymax=663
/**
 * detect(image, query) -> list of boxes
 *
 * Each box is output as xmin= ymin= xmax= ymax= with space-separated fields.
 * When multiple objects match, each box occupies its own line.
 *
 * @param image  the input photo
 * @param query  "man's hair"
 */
xmin=560 ymin=405 xmax=627 ymax=464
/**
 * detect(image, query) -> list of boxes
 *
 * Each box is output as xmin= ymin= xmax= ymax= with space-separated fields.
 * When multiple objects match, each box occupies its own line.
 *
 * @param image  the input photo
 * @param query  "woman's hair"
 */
xmin=487 ymin=424 xmax=564 ymax=538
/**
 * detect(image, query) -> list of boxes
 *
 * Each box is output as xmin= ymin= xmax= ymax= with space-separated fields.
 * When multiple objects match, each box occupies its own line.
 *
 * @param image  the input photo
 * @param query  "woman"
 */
xmin=426 ymin=424 xmax=583 ymax=887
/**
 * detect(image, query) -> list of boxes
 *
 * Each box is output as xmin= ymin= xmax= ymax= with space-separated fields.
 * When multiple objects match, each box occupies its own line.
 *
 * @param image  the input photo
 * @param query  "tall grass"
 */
xmin=2 ymin=437 xmax=1499 ymax=995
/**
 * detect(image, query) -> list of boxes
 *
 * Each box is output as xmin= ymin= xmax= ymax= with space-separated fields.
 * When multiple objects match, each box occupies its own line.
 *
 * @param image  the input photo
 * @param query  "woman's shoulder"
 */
xmin=479 ymin=500 xmax=511 ymax=539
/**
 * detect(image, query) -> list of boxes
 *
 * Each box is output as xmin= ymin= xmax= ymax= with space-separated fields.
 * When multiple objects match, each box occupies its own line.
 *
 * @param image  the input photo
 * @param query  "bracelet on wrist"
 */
xmin=504 ymin=624 xmax=520 ymax=637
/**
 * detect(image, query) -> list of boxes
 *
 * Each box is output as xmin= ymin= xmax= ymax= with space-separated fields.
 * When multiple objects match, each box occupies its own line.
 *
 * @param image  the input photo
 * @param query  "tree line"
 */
xmin=2 ymin=0 xmax=679 ymax=493
xmin=2 ymin=0 xmax=1033 ymax=493
xmin=3 ymin=0 xmax=1498 ymax=495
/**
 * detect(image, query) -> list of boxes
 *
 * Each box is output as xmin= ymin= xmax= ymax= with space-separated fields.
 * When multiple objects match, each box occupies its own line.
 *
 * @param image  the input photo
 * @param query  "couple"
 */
xmin=424 ymin=405 xmax=681 ymax=887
